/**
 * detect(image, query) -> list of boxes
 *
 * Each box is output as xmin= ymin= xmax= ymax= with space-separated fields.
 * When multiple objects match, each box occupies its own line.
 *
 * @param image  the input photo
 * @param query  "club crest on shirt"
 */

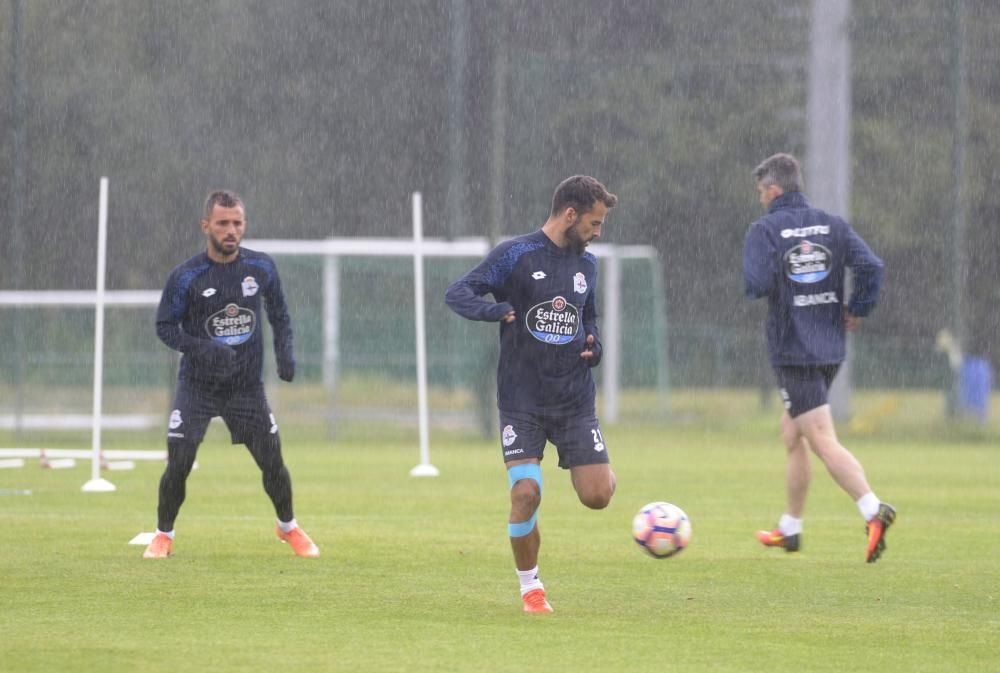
xmin=573 ymin=272 xmax=587 ymax=294
xmin=168 ymin=409 xmax=183 ymax=429
xmin=205 ymin=303 xmax=257 ymax=345
xmin=241 ymin=276 xmax=259 ymax=297
xmin=526 ymin=296 xmax=579 ymax=345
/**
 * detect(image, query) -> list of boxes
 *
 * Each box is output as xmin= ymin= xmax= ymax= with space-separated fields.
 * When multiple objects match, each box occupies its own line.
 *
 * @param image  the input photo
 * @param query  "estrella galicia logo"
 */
xmin=205 ymin=303 xmax=256 ymax=346
xmin=784 ymin=240 xmax=832 ymax=284
xmin=526 ymin=295 xmax=579 ymax=345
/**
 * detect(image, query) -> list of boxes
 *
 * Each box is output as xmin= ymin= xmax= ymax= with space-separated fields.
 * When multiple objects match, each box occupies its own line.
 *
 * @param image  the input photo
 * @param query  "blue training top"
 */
xmin=445 ymin=230 xmax=602 ymax=416
xmin=155 ymin=248 xmax=294 ymax=388
xmin=743 ymin=191 xmax=884 ymax=366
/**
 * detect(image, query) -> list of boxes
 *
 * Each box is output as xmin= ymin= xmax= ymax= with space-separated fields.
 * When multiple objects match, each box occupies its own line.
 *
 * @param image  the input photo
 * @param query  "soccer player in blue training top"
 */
xmin=445 ymin=175 xmax=619 ymax=612
xmin=743 ymin=153 xmax=896 ymax=563
xmin=143 ymin=190 xmax=319 ymax=559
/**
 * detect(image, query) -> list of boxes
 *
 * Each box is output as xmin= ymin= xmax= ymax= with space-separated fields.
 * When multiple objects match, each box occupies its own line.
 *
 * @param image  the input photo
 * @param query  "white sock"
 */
xmin=277 ymin=519 xmax=298 ymax=533
xmin=516 ymin=566 xmax=543 ymax=596
xmin=778 ymin=514 xmax=802 ymax=536
xmin=856 ymin=493 xmax=880 ymax=521
xmin=156 ymin=529 xmax=175 ymax=540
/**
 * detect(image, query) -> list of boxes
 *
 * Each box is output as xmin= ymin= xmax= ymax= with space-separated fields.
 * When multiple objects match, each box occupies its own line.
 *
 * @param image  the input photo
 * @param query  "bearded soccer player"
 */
xmin=445 ymin=175 xmax=618 ymax=613
xmin=743 ymin=153 xmax=895 ymax=562
xmin=143 ymin=190 xmax=319 ymax=559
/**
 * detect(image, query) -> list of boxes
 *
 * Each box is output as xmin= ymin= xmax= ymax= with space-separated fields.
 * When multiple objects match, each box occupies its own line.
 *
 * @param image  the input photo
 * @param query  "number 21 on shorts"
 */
xmin=591 ymin=428 xmax=605 ymax=453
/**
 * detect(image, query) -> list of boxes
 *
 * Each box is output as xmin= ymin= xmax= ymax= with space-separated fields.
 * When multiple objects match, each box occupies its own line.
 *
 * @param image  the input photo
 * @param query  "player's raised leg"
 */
xmin=569 ymin=463 xmax=615 ymax=510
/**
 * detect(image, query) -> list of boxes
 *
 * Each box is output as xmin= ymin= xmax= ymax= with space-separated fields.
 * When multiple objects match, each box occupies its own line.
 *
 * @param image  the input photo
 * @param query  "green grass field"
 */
xmin=2 ymin=390 xmax=999 ymax=672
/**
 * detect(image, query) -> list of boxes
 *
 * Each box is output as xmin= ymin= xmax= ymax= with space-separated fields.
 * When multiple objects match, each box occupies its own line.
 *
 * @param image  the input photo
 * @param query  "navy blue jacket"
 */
xmin=156 ymin=248 xmax=294 ymax=388
xmin=445 ymin=230 xmax=602 ymax=415
xmin=743 ymin=192 xmax=884 ymax=366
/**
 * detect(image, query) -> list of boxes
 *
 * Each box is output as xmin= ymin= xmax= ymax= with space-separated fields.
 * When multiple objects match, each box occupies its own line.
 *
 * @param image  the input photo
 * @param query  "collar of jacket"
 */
xmin=768 ymin=191 xmax=809 ymax=213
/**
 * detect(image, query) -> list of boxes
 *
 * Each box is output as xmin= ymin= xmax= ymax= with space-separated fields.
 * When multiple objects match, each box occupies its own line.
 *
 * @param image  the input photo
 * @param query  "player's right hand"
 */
xmin=490 ymin=301 xmax=515 ymax=323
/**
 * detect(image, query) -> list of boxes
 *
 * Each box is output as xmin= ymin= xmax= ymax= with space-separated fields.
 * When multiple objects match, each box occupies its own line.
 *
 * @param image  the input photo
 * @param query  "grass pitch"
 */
xmin=1 ymin=390 xmax=998 ymax=673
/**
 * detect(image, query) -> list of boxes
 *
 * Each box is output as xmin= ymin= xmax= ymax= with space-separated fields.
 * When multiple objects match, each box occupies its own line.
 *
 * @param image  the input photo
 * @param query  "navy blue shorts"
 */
xmin=498 ymin=409 xmax=610 ymax=469
xmin=166 ymin=381 xmax=278 ymax=445
xmin=773 ymin=364 xmax=841 ymax=418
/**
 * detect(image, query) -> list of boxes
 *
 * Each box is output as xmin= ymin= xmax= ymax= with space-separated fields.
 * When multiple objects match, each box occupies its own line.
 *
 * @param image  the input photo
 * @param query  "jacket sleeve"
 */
xmin=743 ymin=221 xmax=778 ymax=299
xmin=582 ymin=272 xmax=603 ymax=368
xmin=155 ymin=269 xmax=203 ymax=354
xmin=444 ymin=244 xmax=515 ymax=322
xmin=155 ymin=269 xmax=234 ymax=363
xmin=844 ymin=226 xmax=884 ymax=317
xmin=263 ymin=260 xmax=295 ymax=368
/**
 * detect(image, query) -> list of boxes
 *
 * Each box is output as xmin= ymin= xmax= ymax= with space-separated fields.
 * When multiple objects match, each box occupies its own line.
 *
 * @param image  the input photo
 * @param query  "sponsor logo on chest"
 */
xmin=526 ymin=295 xmax=579 ymax=345
xmin=205 ymin=303 xmax=257 ymax=345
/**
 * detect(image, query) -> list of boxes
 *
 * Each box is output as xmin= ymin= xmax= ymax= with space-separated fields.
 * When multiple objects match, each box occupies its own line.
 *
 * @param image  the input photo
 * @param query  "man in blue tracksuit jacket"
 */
xmin=142 ymin=190 xmax=319 ymax=560
xmin=446 ymin=175 xmax=618 ymax=613
xmin=743 ymin=153 xmax=896 ymax=563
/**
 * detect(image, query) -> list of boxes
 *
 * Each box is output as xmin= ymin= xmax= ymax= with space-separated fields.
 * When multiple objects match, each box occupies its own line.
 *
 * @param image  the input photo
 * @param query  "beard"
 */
xmin=565 ymin=223 xmax=588 ymax=256
xmin=209 ymin=235 xmax=238 ymax=257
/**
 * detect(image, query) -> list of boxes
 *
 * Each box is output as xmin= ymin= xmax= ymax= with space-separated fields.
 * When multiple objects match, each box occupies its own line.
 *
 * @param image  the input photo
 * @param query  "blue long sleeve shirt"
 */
xmin=743 ymin=191 xmax=884 ymax=366
xmin=445 ymin=230 xmax=602 ymax=416
xmin=155 ymin=248 xmax=294 ymax=388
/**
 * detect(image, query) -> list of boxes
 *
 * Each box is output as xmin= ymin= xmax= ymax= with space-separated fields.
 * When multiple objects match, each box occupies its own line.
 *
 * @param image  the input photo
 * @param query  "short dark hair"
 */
xmin=203 ymin=190 xmax=245 ymax=220
xmin=550 ymin=175 xmax=618 ymax=217
xmin=753 ymin=153 xmax=804 ymax=193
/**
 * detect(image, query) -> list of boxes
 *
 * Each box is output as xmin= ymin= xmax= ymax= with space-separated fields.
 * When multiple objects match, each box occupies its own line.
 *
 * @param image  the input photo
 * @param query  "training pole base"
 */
xmin=409 ymin=463 xmax=440 ymax=477
xmin=81 ymin=477 xmax=116 ymax=492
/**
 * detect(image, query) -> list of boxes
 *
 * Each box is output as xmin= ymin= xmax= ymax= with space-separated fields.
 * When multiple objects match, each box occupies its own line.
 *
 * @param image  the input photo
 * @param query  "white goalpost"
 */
xmin=0 ymin=181 xmax=667 ymax=486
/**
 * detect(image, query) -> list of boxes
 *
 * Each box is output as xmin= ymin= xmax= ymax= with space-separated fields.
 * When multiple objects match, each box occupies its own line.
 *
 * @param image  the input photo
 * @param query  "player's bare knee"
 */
xmin=579 ymin=486 xmax=613 ymax=510
xmin=510 ymin=479 xmax=541 ymax=513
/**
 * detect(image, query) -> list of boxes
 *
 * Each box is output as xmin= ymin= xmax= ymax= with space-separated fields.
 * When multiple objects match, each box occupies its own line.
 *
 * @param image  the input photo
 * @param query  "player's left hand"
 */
xmin=580 ymin=334 xmax=602 ymax=366
xmin=278 ymin=358 xmax=295 ymax=382
xmin=844 ymin=309 xmax=862 ymax=332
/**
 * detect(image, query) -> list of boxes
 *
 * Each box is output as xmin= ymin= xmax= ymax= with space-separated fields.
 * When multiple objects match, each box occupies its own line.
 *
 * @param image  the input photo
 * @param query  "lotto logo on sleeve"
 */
xmin=526 ymin=296 xmax=579 ymax=345
xmin=205 ymin=303 xmax=257 ymax=345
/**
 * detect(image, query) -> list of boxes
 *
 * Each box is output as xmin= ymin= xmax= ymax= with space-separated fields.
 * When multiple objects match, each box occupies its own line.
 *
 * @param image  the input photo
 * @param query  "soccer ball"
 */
xmin=632 ymin=501 xmax=691 ymax=559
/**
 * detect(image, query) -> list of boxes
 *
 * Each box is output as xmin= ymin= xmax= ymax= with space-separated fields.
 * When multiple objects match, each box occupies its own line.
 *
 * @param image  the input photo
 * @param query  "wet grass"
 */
xmin=1 ymin=391 xmax=998 ymax=672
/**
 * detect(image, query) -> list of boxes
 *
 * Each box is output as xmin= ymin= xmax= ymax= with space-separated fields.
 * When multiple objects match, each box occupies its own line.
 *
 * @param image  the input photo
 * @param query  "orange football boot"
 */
xmin=755 ymin=528 xmax=801 ymax=552
xmin=276 ymin=526 xmax=320 ymax=558
xmin=142 ymin=532 xmax=173 ymax=559
xmin=522 ymin=588 xmax=553 ymax=614
xmin=865 ymin=503 xmax=896 ymax=563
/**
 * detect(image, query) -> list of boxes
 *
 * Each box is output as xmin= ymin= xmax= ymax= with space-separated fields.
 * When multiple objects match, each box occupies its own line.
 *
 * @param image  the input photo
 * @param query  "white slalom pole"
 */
xmin=82 ymin=177 xmax=115 ymax=492
xmin=409 ymin=192 xmax=439 ymax=477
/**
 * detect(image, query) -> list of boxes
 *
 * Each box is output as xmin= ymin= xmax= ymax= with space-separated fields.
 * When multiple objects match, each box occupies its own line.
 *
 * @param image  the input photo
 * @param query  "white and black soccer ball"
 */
xmin=632 ymin=501 xmax=692 ymax=559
